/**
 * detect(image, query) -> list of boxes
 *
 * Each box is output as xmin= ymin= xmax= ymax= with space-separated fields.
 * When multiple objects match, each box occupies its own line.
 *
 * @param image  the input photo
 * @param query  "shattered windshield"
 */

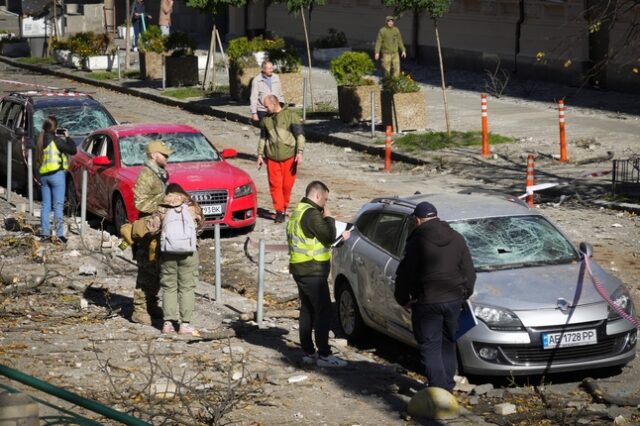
xmin=449 ymin=215 xmax=579 ymax=271
xmin=118 ymin=132 xmax=220 ymax=166
xmin=33 ymin=106 xmax=115 ymax=136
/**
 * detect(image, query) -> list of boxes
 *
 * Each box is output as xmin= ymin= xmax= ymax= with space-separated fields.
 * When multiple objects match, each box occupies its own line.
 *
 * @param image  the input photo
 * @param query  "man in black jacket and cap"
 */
xmin=394 ymin=201 xmax=476 ymax=392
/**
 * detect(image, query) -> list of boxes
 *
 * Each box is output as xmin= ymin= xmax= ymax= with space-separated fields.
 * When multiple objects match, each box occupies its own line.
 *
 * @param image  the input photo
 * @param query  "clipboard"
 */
xmin=332 ymin=221 xmax=353 ymax=248
xmin=455 ymin=300 xmax=477 ymax=340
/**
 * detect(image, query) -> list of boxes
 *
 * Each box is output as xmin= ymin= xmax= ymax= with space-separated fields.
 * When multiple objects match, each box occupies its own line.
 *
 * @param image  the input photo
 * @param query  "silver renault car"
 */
xmin=330 ymin=192 xmax=637 ymax=376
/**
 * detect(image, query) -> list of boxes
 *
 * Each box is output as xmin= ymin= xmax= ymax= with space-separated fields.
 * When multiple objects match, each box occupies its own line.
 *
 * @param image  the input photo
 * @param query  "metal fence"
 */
xmin=612 ymin=158 xmax=640 ymax=197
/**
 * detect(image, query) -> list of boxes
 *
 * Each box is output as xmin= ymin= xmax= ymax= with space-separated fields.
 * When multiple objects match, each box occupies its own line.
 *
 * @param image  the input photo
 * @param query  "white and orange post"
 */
xmin=526 ymin=154 xmax=535 ymax=207
xmin=384 ymin=125 xmax=392 ymax=173
xmin=558 ymin=99 xmax=567 ymax=162
xmin=481 ymin=93 xmax=489 ymax=157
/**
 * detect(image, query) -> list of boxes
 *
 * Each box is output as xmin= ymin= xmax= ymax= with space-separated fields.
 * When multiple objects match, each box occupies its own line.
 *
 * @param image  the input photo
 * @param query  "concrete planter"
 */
xmin=139 ymin=51 xmax=164 ymax=80
xmin=381 ymin=90 xmax=427 ymax=132
xmin=337 ymin=85 xmax=381 ymax=123
xmin=312 ymin=46 xmax=351 ymax=62
xmin=83 ymin=54 xmax=119 ymax=71
xmin=0 ymin=40 xmax=30 ymax=57
xmin=229 ymin=63 xmax=261 ymax=101
xmin=165 ymin=56 xmax=199 ymax=87
xmin=68 ymin=53 xmax=83 ymax=68
xmin=279 ymin=72 xmax=303 ymax=106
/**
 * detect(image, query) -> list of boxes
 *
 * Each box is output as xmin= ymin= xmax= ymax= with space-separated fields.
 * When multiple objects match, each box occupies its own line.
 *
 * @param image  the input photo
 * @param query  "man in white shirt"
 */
xmin=250 ymin=60 xmax=285 ymax=123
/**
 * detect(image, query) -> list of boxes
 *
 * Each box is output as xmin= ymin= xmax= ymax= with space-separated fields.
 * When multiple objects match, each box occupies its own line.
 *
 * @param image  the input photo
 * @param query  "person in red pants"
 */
xmin=256 ymin=95 xmax=305 ymax=223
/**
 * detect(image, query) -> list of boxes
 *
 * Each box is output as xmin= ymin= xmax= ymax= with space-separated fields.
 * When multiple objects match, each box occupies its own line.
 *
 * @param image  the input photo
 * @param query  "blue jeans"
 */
xmin=40 ymin=170 xmax=66 ymax=237
xmin=411 ymin=300 xmax=463 ymax=392
xmin=133 ymin=20 xmax=142 ymax=48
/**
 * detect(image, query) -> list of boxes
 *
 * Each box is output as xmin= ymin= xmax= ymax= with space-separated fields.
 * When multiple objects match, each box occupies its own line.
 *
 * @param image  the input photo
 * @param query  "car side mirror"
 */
xmin=579 ymin=242 xmax=593 ymax=258
xmin=221 ymin=148 xmax=237 ymax=159
xmin=14 ymin=128 xmax=27 ymax=137
xmin=93 ymin=155 xmax=112 ymax=167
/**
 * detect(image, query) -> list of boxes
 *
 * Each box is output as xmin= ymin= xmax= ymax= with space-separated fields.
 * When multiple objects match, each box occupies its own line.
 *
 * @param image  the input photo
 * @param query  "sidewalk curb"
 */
xmin=0 ymin=56 xmax=428 ymax=167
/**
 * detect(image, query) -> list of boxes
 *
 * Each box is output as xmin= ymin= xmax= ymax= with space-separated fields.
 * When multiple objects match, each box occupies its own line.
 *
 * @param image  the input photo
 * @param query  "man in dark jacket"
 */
xmin=287 ymin=181 xmax=350 ymax=367
xmin=394 ymin=201 xmax=476 ymax=392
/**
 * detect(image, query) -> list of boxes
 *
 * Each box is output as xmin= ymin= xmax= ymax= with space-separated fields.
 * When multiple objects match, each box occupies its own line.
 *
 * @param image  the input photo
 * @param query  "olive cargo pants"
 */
xmin=381 ymin=53 xmax=400 ymax=77
xmin=160 ymin=251 xmax=200 ymax=323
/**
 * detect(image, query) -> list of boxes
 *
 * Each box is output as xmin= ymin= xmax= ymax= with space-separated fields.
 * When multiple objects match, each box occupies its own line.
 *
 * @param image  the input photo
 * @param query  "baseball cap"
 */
xmin=386 ymin=15 xmax=395 ymax=21
xmin=413 ymin=201 xmax=438 ymax=218
xmin=146 ymin=140 xmax=173 ymax=156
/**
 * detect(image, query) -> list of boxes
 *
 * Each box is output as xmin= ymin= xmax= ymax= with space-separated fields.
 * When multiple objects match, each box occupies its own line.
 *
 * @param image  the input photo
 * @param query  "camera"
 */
xmin=55 ymin=128 xmax=67 ymax=136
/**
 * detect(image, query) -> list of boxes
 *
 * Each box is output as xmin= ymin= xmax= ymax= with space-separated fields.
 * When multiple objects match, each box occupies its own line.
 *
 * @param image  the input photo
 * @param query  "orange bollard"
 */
xmin=384 ymin=125 xmax=392 ymax=173
xmin=558 ymin=99 xmax=567 ymax=162
xmin=481 ymin=93 xmax=489 ymax=157
xmin=526 ymin=154 xmax=535 ymax=207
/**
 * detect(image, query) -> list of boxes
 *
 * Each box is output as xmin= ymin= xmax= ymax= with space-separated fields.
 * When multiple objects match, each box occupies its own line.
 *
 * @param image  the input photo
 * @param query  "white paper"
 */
xmin=332 ymin=220 xmax=353 ymax=247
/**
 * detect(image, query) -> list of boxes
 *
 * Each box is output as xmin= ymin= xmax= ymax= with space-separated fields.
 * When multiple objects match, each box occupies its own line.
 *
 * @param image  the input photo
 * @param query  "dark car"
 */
xmin=0 ymin=90 xmax=117 ymax=191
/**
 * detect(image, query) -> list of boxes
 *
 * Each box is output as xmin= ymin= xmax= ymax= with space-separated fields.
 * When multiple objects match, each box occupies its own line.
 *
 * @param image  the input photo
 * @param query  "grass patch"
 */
xmin=86 ymin=70 xmax=140 ymax=81
xmin=16 ymin=57 xmax=54 ymax=65
xmin=379 ymin=130 xmax=514 ymax=152
xmin=163 ymin=85 xmax=229 ymax=99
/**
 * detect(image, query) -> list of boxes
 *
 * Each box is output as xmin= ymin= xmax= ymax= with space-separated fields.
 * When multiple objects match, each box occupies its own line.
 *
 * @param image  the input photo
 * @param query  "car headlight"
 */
xmin=234 ymin=184 xmax=253 ymax=198
xmin=473 ymin=303 xmax=524 ymax=331
xmin=607 ymin=287 xmax=635 ymax=320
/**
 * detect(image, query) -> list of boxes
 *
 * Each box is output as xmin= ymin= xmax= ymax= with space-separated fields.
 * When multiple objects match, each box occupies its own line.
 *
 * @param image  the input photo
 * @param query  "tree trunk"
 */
xmin=434 ymin=20 xmax=450 ymax=135
xmin=203 ymin=20 xmax=217 ymax=90
xmin=300 ymin=6 xmax=316 ymax=111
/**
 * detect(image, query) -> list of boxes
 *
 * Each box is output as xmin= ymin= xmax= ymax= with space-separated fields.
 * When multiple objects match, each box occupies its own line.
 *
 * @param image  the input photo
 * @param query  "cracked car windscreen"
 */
xmin=33 ymin=106 xmax=115 ymax=136
xmin=118 ymin=132 xmax=220 ymax=166
xmin=449 ymin=215 xmax=579 ymax=270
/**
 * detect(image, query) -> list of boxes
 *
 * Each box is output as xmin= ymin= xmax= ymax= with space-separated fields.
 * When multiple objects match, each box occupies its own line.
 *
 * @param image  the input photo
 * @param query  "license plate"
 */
xmin=542 ymin=329 xmax=597 ymax=350
xmin=202 ymin=205 xmax=222 ymax=215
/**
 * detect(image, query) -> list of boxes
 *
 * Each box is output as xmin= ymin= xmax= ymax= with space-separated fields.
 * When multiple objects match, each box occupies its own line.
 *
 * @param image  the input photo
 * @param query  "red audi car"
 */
xmin=67 ymin=123 xmax=257 ymax=233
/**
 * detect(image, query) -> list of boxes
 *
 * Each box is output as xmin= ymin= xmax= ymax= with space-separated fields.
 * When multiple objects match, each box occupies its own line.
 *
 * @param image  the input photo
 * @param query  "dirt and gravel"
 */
xmin=0 ymin=61 xmax=639 ymax=425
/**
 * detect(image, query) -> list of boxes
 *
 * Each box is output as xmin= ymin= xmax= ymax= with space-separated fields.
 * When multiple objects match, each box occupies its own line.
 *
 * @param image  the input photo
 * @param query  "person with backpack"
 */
xmin=144 ymin=183 xmax=204 ymax=335
xmin=36 ymin=116 xmax=77 ymax=243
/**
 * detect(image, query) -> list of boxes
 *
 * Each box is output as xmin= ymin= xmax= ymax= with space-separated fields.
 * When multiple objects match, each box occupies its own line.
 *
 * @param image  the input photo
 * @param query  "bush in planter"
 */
xmin=0 ymin=35 xmax=30 ymax=57
xmin=164 ymin=32 xmax=199 ymax=87
xmin=381 ymin=72 xmax=426 ymax=132
xmin=165 ymin=31 xmax=196 ymax=56
xmin=268 ymin=45 xmax=301 ymax=73
xmin=139 ymin=25 xmax=166 ymax=54
xmin=314 ymin=28 xmax=347 ymax=49
xmin=68 ymin=32 xmax=102 ymax=58
xmin=330 ymin=51 xmax=379 ymax=123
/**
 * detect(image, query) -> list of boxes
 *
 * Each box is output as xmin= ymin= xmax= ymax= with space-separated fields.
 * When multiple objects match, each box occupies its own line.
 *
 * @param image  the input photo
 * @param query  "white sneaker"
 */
xmin=301 ymin=353 xmax=318 ymax=365
xmin=317 ymin=354 xmax=347 ymax=368
xmin=132 ymin=47 xmax=138 ymax=52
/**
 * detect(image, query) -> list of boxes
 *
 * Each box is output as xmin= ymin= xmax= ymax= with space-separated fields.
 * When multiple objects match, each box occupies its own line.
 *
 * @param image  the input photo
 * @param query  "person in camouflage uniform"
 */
xmin=374 ymin=16 xmax=407 ymax=77
xmin=130 ymin=139 xmax=172 ymax=325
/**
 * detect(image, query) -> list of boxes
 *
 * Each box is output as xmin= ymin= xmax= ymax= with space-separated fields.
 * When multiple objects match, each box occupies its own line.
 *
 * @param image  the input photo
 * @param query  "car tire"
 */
xmin=113 ymin=195 xmax=128 ymax=236
xmin=336 ymin=281 xmax=367 ymax=341
xmin=65 ymin=177 xmax=79 ymax=216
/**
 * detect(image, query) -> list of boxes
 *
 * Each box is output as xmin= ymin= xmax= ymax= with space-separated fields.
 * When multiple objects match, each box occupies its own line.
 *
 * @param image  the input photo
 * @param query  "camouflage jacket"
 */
xmin=375 ymin=26 xmax=406 ymax=55
xmin=133 ymin=160 xmax=169 ymax=215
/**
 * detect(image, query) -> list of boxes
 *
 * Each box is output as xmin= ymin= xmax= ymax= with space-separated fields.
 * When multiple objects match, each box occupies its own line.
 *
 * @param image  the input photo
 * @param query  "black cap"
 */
xmin=413 ymin=201 xmax=437 ymax=218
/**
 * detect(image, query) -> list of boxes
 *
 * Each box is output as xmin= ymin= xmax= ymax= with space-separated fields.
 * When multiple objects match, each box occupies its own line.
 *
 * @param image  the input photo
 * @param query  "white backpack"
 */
xmin=160 ymin=203 xmax=197 ymax=254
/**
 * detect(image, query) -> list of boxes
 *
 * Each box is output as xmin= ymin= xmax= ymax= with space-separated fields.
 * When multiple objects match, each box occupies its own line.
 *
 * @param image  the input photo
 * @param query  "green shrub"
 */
xmin=166 ymin=31 xmax=196 ymax=56
xmin=68 ymin=32 xmax=100 ymax=57
xmin=330 ymin=51 xmax=375 ymax=86
xmin=314 ymin=28 xmax=347 ymax=49
xmin=50 ymin=37 xmax=70 ymax=50
xmin=381 ymin=73 xmax=419 ymax=93
xmin=269 ymin=45 xmax=301 ymax=73
xmin=139 ymin=25 xmax=166 ymax=54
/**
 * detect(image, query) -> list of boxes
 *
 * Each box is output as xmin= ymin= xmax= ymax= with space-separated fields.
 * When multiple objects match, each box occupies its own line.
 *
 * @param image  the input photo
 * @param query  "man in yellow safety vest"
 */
xmin=287 ymin=180 xmax=351 ymax=367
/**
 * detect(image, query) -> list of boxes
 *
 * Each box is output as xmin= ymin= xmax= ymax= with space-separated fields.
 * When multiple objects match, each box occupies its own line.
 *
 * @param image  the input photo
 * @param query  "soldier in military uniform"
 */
xmin=374 ymin=16 xmax=407 ymax=77
xmin=130 ymin=140 xmax=173 ymax=325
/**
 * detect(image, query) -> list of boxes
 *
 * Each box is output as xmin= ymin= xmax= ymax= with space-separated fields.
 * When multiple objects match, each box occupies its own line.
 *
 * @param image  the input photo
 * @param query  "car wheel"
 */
xmin=113 ymin=195 xmax=128 ymax=236
xmin=65 ymin=178 xmax=79 ymax=216
xmin=336 ymin=281 xmax=366 ymax=341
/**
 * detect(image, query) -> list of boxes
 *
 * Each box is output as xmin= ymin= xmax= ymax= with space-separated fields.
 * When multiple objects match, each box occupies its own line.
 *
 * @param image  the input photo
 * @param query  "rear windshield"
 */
xmin=449 ymin=215 xmax=579 ymax=271
xmin=33 ymin=105 xmax=115 ymax=136
xmin=118 ymin=132 xmax=220 ymax=166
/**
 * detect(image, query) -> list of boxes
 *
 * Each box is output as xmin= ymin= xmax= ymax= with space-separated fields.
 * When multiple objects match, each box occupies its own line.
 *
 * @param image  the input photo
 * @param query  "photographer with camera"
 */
xmin=36 ymin=116 xmax=77 ymax=243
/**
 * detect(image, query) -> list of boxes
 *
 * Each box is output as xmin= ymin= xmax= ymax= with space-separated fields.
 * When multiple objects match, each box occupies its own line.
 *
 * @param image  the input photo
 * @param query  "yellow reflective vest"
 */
xmin=287 ymin=202 xmax=331 ymax=264
xmin=39 ymin=139 xmax=69 ymax=175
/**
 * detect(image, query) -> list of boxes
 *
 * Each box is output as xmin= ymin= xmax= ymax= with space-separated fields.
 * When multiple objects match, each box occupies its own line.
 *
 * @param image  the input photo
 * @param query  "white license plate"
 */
xmin=542 ymin=329 xmax=598 ymax=350
xmin=202 ymin=205 xmax=222 ymax=215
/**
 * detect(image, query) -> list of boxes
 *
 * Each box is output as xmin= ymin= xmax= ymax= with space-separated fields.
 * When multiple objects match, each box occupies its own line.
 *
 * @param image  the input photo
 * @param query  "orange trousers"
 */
xmin=266 ymin=157 xmax=296 ymax=213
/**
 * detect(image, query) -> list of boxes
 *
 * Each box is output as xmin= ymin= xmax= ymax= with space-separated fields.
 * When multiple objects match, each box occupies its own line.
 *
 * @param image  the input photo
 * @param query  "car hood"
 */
xmin=472 ymin=261 xmax=623 ymax=310
xmin=117 ymin=161 xmax=252 ymax=190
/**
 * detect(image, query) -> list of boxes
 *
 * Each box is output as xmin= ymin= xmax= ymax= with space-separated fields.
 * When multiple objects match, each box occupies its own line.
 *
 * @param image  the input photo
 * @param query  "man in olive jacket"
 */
xmin=394 ymin=201 xmax=476 ymax=392
xmin=374 ymin=15 xmax=407 ymax=77
xmin=257 ymin=95 xmax=305 ymax=223
xmin=287 ymin=181 xmax=350 ymax=367
xmin=130 ymin=140 xmax=172 ymax=325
